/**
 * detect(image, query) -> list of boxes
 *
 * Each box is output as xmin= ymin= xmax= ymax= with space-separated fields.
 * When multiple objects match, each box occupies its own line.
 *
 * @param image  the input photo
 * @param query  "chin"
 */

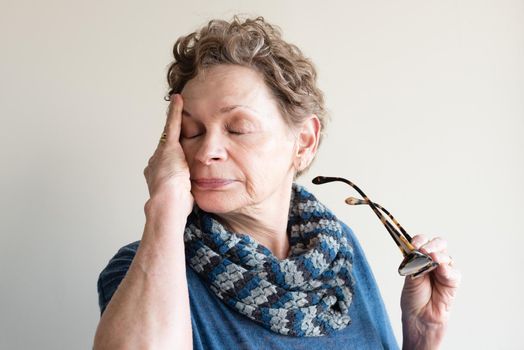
xmin=192 ymin=190 xmax=241 ymax=214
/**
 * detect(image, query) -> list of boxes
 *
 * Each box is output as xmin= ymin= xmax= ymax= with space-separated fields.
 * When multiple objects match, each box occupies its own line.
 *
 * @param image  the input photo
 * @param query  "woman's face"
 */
xmin=180 ymin=64 xmax=298 ymax=214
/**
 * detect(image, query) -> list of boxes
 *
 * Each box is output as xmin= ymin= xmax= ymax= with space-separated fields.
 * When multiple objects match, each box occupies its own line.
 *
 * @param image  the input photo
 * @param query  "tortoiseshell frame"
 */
xmin=312 ymin=176 xmax=439 ymax=279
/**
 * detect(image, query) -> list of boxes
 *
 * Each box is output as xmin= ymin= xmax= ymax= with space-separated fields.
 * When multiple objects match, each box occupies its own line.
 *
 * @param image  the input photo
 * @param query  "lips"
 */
xmin=192 ymin=178 xmax=236 ymax=189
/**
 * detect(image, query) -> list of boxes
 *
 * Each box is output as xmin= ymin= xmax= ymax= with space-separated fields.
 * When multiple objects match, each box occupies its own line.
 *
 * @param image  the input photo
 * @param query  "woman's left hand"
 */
xmin=400 ymin=234 xmax=461 ymax=350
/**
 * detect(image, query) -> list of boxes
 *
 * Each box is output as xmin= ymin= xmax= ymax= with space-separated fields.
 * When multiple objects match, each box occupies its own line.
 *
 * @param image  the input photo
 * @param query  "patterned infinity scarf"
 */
xmin=183 ymin=183 xmax=355 ymax=337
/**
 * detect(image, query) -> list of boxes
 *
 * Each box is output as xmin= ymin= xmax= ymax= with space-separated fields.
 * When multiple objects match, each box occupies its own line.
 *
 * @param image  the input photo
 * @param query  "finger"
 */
xmin=419 ymin=237 xmax=448 ymax=255
xmin=156 ymin=94 xmax=181 ymax=148
xmin=165 ymin=93 xmax=183 ymax=144
xmin=157 ymin=129 xmax=168 ymax=148
xmin=427 ymin=251 xmax=452 ymax=265
xmin=148 ymin=155 xmax=155 ymax=166
xmin=426 ymin=249 xmax=461 ymax=286
xmin=410 ymin=234 xmax=429 ymax=249
xmin=157 ymin=96 xmax=173 ymax=147
xmin=435 ymin=259 xmax=462 ymax=288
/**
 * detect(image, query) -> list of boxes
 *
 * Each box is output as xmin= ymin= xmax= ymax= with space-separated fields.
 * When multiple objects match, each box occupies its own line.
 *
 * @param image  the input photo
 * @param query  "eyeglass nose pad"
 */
xmin=398 ymin=250 xmax=439 ymax=278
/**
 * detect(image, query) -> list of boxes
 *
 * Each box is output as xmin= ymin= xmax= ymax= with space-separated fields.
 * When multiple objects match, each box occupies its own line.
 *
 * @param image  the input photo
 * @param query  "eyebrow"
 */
xmin=182 ymin=105 xmax=259 ymax=118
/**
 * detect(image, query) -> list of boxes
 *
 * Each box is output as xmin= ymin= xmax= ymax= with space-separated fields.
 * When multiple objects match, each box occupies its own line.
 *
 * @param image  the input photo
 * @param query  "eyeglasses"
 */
xmin=312 ymin=176 xmax=438 ymax=278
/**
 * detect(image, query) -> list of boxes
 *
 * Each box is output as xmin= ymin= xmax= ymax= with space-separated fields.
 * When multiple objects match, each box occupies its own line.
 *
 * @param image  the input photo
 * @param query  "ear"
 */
xmin=293 ymin=115 xmax=321 ymax=171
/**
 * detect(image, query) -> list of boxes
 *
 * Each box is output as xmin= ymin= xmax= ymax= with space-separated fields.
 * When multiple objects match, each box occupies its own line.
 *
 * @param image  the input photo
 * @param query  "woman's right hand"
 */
xmin=143 ymin=93 xmax=194 ymax=217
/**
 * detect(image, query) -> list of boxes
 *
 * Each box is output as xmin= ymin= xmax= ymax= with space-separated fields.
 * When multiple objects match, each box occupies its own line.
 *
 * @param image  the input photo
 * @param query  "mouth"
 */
xmin=191 ymin=178 xmax=236 ymax=189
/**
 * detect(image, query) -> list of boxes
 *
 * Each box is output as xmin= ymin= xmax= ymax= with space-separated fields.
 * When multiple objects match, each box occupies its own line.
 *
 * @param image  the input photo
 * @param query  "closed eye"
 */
xmin=228 ymin=129 xmax=247 ymax=135
xmin=225 ymin=122 xmax=252 ymax=135
xmin=181 ymin=132 xmax=203 ymax=139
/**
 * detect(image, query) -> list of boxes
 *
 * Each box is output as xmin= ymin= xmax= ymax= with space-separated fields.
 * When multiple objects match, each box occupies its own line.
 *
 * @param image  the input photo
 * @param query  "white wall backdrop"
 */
xmin=1 ymin=0 xmax=523 ymax=348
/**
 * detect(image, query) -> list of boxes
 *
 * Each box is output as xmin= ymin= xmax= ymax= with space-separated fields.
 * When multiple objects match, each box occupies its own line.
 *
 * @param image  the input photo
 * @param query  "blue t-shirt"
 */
xmin=97 ymin=223 xmax=399 ymax=349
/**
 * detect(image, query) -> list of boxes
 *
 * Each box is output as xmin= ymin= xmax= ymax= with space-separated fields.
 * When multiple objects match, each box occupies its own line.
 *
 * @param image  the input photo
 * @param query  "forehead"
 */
xmin=181 ymin=65 xmax=276 ymax=110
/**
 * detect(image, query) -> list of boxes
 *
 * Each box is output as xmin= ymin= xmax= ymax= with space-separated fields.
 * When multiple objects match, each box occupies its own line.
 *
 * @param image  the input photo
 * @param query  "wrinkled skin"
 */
xmin=152 ymin=63 xmax=460 ymax=348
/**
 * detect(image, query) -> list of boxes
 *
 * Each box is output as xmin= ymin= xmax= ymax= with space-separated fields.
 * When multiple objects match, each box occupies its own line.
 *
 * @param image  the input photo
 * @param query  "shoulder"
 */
xmin=99 ymin=240 xmax=141 ymax=279
xmin=96 ymin=240 xmax=141 ymax=315
xmin=339 ymin=221 xmax=357 ymax=243
xmin=337 ymin=220 xmax=386 ymax=299
xmin=338 ymin=222 xmax=399 ymax=348
xmin=338 ymin=221 xmax=365 ymax=260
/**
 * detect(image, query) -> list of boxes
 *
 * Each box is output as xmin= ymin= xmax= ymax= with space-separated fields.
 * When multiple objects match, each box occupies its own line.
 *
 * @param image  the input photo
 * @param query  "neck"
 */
xmin=217 ymin=183 xmax=293 ymax=260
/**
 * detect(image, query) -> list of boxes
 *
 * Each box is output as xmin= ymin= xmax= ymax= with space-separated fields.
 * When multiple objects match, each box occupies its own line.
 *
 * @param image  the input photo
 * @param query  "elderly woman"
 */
xmin=93 ymin=16 xmax=460 ymax=349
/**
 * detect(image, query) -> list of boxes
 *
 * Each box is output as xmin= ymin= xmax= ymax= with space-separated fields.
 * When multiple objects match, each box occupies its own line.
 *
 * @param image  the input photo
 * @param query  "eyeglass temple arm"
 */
xmin=346 ymin=197 xmax=412 ymax=241
xmin=312 ymin=176 xmax=415 ymax=254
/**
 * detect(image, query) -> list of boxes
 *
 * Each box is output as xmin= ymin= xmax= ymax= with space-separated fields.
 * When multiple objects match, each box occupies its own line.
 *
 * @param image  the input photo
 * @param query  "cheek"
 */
xmin=180 ymin=142 xmax=197 ymax=166
xmin=234 ymin=137 xmax=295 ymax=180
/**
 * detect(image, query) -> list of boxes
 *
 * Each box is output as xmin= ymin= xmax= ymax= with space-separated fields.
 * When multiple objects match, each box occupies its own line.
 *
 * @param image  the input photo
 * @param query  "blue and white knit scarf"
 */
xmin=183 ymin=183 xmax=355 ymax=337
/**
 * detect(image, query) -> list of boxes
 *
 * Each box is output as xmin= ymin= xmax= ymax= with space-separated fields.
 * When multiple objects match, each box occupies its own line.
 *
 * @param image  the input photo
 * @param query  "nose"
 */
xmin=193 ymin=131 xmax=228 ymax=165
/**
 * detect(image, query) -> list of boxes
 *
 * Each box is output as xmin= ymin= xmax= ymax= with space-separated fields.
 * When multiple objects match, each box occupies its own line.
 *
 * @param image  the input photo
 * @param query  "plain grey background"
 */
xmin=1 ymin=0 xmax=523 ymax=349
